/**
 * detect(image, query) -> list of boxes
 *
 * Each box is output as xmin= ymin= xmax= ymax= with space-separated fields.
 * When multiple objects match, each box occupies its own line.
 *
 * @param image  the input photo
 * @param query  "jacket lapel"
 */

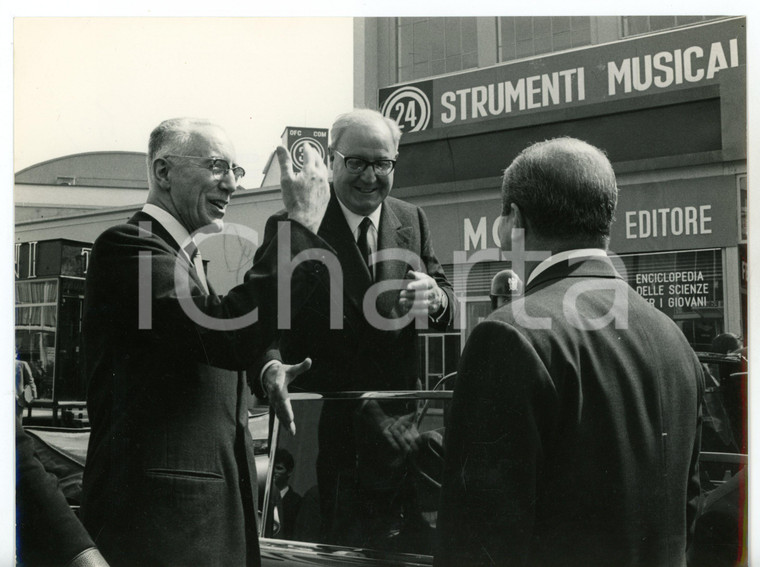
xmin=128 ymin=211 xmax=209 ymax=295
xmin=376 ymin=201 xmax=414 ymax=282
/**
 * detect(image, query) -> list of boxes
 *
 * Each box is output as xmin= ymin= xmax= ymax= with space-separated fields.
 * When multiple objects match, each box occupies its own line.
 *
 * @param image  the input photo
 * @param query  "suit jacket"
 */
xmin=251 ymin=191 xmax=455 ymax=396
xmin=436 ymin=256 xmax=704 ymax=567
xmin=80 ymin=211 xmax=323 ymax=567
xmin=16 ymin=417 xmax=103 ymax=567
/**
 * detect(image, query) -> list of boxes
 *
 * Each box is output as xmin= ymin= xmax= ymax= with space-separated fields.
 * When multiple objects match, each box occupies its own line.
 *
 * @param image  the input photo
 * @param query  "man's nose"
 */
xmin=359 ymin=165 xmax=377 ymax=183
xmin=219 ymin=170 xmax=238 ymax=193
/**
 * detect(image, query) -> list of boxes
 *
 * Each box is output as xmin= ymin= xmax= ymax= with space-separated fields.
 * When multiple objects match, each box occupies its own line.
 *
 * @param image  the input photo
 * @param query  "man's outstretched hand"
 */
xmin=276 ymin=144 xmax=329 ymax=234
xmin=263 ymin=358 xmax=313 ymax=436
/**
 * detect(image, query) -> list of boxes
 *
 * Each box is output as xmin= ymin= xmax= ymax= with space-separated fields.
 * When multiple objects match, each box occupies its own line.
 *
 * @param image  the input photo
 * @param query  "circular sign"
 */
xmin=290 ymin=138 xmax=326 ymax=170
xmin=381 ymin=85 xmax=431 ymax=132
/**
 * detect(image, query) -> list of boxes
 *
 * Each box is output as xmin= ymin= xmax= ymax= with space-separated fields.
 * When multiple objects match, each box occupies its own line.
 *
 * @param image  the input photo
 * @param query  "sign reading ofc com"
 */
xmin=282 ymin=127 xmax=329 ymax=172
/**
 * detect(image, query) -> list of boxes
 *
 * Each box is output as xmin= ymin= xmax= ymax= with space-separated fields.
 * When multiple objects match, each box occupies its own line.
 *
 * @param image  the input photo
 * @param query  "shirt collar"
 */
xmin=336 ymin=198 xmax=382 ymax=236
xmin=142 ymin=203 xmax=195 ymax=261
xmin=526 ymin=248 xmax=608 ymax=286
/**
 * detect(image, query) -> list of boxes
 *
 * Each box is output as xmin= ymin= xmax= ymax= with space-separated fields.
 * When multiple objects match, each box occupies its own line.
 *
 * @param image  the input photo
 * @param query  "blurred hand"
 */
xmin=380 ymin=413 xmax=421 ymax=455
xmin=276 ymin=144 xmax=329 ymax=234
xmin=263 ymin=358 xmax=312 ymax=436
xmin=398 ymin=270 xmax=444 ymax=317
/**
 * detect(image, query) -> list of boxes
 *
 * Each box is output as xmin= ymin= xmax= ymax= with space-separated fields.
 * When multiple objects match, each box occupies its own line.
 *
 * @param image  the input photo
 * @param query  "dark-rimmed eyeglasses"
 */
xmin=162 ymin=155 xmax=246 ymax=181
xmin=333 ymin=150 xmax=397 ymax=177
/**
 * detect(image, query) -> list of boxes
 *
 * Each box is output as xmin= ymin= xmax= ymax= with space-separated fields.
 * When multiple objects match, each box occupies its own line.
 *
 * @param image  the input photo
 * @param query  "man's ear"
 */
xmin=510 ymin=202 xmax=525 ymax=229
xmin=152 ymin=158 xmax=172 ymax=190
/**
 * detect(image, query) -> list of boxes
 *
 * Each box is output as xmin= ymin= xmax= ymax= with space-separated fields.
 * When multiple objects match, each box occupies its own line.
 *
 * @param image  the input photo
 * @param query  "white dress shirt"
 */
xmin=141 ymin=203 xmax=209 ymax=293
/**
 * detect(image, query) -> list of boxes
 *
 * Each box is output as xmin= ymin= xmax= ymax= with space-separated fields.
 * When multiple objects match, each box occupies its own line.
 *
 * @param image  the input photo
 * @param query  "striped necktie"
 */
xmin=357 ymin=217 xmax=373 ymax=279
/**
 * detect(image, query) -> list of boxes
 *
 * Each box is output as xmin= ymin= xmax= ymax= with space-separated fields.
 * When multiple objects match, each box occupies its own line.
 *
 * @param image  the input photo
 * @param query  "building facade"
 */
xmin=356 ymin=16 xmax=747 ymax=384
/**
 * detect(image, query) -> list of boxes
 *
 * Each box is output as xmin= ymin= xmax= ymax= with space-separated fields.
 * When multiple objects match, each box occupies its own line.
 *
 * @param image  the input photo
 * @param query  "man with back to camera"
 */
xmin=250 ymin=108 xmax=456 ymax=550
xmin=80 ymin=117 xmax=329 ymax=567
xmin=436 ymin=137 xmax=704 ymax=567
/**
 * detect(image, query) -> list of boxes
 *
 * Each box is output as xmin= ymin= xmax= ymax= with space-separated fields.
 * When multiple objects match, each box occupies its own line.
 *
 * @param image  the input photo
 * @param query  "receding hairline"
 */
xmin=329 ymin=109 xmax=402 ymax=150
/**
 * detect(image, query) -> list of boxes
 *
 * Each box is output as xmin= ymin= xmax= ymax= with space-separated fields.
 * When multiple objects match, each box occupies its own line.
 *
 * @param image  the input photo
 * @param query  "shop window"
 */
xmin=15 ymin=279 xmax=59 ymax=400
xmin=622 ymin=16 xmax=724 ymax=38
xmin=397 ymin=17 xmax=479 ymax=82
xmin=498 ymin=16 xmax=591 ymax=63
xmin=618 ymin=249 xmax=724 ymax=351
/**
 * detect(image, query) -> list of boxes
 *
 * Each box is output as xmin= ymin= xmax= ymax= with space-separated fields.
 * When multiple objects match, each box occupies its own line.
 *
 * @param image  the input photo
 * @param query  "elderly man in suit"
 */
xmin=436 ymin=137 xmax=704 ymax=567
xmin=252 ymin=109 xmax=456 ymax=550
xmin=80 ymin=117 xmax=329 ymax=567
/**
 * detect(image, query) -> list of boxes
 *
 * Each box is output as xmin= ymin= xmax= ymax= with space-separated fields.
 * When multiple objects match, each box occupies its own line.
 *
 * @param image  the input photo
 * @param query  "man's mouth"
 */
xmin=354 ymin=186 xmax=376 ymax=194
xmin=209 ymin=199 xmax=228 ymax=213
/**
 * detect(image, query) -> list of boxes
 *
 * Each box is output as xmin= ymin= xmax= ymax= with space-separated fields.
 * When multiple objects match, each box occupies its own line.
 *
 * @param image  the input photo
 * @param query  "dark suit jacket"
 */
xmin=436 ymin=256 xmax=704 ymax=567
xmin=80 ymin=211 xmax=323 ymax=567
xmin=16 ymin=417 xmax=98 ymax=567
xmin=268 ymin=487 xmax=303 ymax=540
xmin=251 ymin=191 xmax=455 ymax=396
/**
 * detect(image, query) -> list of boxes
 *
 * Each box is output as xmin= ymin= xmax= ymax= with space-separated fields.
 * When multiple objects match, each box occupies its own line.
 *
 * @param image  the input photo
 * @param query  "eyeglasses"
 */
xmin=162 ymin=155 xmax=246 ymax=181
xmin=333 ymin=150 xmax=397 ymax=177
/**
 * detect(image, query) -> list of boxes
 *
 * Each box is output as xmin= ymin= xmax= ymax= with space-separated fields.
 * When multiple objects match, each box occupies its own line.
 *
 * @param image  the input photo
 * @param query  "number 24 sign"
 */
xmin=380 ymin=84 xmax=432 ymax=132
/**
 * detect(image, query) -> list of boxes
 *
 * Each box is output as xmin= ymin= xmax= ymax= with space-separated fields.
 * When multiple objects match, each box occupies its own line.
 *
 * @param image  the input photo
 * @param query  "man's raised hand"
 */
xmin=276 ymin=144 xmax=329 ymax=234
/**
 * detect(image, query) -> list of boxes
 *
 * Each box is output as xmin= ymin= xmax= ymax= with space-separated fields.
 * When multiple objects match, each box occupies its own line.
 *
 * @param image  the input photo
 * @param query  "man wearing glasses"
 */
xmin=80 ymin=117 xmax=329 ymax=567
xmin=251 ymin=109 xmax=455 ymax=551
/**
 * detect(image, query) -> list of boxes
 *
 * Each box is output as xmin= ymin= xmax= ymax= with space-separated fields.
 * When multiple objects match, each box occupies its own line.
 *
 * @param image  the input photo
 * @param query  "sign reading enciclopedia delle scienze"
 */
xmin=379 ymin=18 xmax=744 ymax=132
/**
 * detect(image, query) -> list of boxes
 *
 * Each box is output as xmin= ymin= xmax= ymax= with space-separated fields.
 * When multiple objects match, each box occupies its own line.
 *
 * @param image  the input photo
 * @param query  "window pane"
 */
xmin=431 ymin=18 xmax=445 ymax=60
xmin=650 ymin=16 xmax=676 ymax=31
xmin=398 ymin=19 xmax=414 ymax=69
xmin=533 ymin=16 xmax=551 ymax=36
xmin=534 ymin=34 xmax=552 ymax=55
xmin=413 ymin=19 xmax=431 ymax=64
xmin=553 ymin=30 xmax=573 ymax=51
xmin=572 ymin=25 xmax=592 ymax=47
xmin=552 ymin=16 xmax=571 ymax=33
xmin=516 ymin=39 xmax=534 ymax=59
xmin=625 ymin=16 xmax=650 ymax=36
xmin=499 ymin=17 xmax=516 ymax=62
xmin=677 ymin=16 xmax=706 ymax=26
xmin=445 ymin=18 xmax=461 ymax=56
xmin=461 ymin=17 xmax=478 ymax=53
xmin=413 ymin=61 xmax=429 ymax=80
xmin=462 ymin=50 xmax=478 ymax=71
xmin=515 ymin=17 xmax=533 ymax=41
xmin=446 ymin=54 xmax=462 ymax=73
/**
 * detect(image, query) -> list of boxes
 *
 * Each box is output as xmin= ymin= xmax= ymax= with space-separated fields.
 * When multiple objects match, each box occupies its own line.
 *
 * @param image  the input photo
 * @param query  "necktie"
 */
xmin=189 ymin=249 xmax=210 ymax=294
xmin=357 ymin=217 xmax=373 ymax=278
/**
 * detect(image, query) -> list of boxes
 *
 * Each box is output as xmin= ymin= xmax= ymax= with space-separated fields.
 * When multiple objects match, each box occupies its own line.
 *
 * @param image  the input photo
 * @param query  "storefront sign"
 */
xmin=618 ymin=249 xmax=724 ymax=348
xmin=380 ymin=18 xmax=745 ymax=132
xmin=422 ymin=175 xmax=737 ymax=265
xmin=611 ymin=176 xmax=737 ymax=253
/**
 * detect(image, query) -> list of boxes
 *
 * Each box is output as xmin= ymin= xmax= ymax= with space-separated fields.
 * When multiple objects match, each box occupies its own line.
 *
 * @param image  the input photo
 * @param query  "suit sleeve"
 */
xmin=87 ymin=217 xmax=325 ymax=371
xmin=245 ymin=213 xmax=330 ymax=398
xmin=16 ymin=417 xmax=109 ymax=566
xmin=435 ymin=320 xmax=558 ymax=567
xmin=417 ymin=206 xmax=456 ymax=330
